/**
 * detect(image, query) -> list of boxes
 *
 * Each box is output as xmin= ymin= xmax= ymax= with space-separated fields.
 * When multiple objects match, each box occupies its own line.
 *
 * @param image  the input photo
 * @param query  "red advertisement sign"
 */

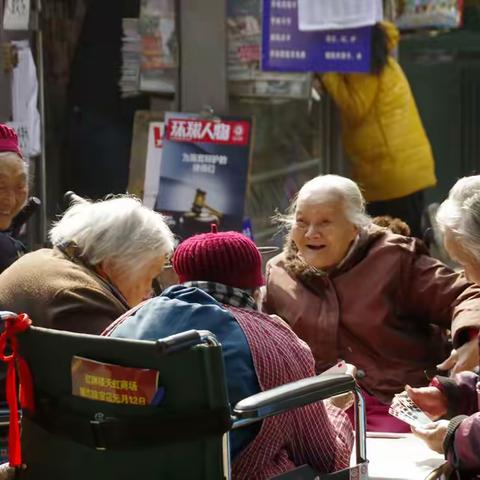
xmin=165 ymin=118 xmax=251 ymax=145
xmin=71 ymin=356 xmax=159 ymax=406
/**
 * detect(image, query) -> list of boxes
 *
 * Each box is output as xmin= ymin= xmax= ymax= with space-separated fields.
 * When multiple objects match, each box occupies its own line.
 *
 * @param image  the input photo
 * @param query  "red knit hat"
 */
xmin=173 ymin=226 xmax=265 ymax=289
xmin=0 ymin=124 xmax=22 ymax=158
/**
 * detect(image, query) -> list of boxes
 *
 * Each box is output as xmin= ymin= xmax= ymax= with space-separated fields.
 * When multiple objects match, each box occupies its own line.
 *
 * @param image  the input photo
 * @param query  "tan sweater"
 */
xmin=0 ymin=248 xmax=128 ymax=334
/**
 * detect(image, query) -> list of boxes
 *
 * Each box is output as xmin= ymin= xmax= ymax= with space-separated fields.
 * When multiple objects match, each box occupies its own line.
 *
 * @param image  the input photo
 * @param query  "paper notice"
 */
xmin=298 ymin=0 xmax=383 ymax=32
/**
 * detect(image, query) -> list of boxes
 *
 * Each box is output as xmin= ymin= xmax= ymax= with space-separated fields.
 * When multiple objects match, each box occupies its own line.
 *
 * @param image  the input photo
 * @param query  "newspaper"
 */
xmin=138 ymin=0 xmax=177 ymax=94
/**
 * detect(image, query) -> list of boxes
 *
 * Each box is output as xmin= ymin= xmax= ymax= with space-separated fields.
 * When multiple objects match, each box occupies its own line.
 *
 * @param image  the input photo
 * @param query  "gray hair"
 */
xmin=437 ymin=175 xmax=480 ymax=261
xmin=49 ymin=196 xmax=175 ymax=279
xmin=278 ymin=174 xmax=371 ymax=229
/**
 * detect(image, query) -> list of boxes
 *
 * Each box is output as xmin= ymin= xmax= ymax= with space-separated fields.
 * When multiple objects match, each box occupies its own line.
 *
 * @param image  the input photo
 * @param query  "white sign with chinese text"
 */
xmin=143 ymin=122 xmax=164 ymax=209
xmin=298 ymin=0 xmax=383 ymax=32
xmin=2 ymin=0 xmax=30 ymax=31
xmin=10 ymin=40 xmax=41 ymax=157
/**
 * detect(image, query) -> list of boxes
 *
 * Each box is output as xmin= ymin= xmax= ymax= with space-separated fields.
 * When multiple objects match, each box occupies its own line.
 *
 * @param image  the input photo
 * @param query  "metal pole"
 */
xmin=354 ymin=385 xmax=367 ymax=464
xmin=35 ymin=0 xmax=47 ymax=244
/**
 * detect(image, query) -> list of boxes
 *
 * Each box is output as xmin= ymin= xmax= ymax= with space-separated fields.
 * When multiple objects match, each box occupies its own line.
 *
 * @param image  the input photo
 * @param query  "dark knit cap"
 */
xmin=0 ymin=124 xmax=22 ymax=158
xmin=173 ymin=226 xmax=265 ymax=289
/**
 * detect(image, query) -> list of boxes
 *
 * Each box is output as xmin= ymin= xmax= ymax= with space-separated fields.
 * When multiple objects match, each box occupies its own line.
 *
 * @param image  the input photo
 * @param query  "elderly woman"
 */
xmin=0 ymin=196 xmax=174 ymax=334
xmin=263 ymin=174 xmax=480 ymax=432
xmin=0 ymin=124 xmax=28 ymax=273
xmin=407 ymin=176 xmax=480 ymax=475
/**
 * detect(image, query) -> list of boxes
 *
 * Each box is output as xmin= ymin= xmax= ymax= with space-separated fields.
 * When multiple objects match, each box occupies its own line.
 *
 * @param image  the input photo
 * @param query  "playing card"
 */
xmin=388 ymin=392 xmax=432 ymax=428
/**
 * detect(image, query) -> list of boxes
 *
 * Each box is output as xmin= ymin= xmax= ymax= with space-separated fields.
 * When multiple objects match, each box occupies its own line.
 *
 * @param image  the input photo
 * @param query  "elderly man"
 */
xmin=0 ymin=196 xmax=174 ymax=334
xmin=0 ymin=124 xmax=28 ymax=273
xmin=264 ymin=174 xmax=480 ymax=432
xmin=105 ymin=227 xmax=353 ymax=480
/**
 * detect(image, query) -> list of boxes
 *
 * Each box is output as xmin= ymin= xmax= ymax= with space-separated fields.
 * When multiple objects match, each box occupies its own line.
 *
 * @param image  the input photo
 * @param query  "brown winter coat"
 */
xmin=263 ymin=226 xmax=480 ymax=403
xmin=0 ymin=247 xmax=129 ymax=334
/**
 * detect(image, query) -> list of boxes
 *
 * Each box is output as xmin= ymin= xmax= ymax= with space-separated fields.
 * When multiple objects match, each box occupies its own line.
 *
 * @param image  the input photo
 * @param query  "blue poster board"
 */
xmin=262 ymin=0 xmax=373 ymax=73
xmin=155 ymin=112 xmax=253 ymax=239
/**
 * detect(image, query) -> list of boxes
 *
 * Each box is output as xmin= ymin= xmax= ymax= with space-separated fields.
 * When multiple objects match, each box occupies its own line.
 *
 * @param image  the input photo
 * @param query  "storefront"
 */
xmin=1 ymin=0 xmax=477 ymax=246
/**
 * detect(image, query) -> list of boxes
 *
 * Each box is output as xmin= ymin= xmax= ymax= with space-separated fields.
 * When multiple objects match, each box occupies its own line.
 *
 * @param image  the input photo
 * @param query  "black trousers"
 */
xmin=367 ymin=190 xmax=425 ymax=239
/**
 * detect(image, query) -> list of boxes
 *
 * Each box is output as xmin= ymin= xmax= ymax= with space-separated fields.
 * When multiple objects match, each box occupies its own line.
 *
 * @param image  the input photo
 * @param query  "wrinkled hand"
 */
xmin=327 ymin=392 xmax=355 ymax=411
xmin=405 ymin=385 xmax=447 ymax=420
xmin=437 ymin=338 xmax=479 ymax=375
xmin=411 ymin=420 xmax=449 ymax=454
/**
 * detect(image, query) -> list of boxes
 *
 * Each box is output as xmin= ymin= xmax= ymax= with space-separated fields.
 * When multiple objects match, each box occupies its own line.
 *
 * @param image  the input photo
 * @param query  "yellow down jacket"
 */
xmin=322 ymin=22 xmax=436 ymax=202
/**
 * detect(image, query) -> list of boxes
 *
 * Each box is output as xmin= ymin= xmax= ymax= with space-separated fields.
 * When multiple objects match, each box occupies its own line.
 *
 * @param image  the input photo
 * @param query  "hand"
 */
xmin=405 ymin=385 xmax=448 ymax=420
xmin=411 ymin=420 xmax=449 ymax=454
xmin=327 ymin=392 xmax=354 ymax=411
xmin=437 ymin=338 xmax=479 ymax=375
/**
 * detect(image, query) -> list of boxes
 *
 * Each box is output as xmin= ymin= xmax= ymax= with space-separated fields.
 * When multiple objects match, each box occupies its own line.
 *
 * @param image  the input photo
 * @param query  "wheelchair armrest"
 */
xmin=232 ymin=374 xmax=355 ymax=427
xmin=155 ymin=329 xmax=219 ymax=355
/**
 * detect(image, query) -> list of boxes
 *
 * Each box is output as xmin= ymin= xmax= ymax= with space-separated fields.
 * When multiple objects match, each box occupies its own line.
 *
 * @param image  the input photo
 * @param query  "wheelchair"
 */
xmin=0 ymin=311 xmax=367 ymax=480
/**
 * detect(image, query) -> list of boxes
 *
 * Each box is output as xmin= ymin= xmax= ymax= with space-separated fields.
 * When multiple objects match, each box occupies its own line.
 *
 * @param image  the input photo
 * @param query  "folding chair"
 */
xmin=0 ymin=311 xmax=367 ymax=480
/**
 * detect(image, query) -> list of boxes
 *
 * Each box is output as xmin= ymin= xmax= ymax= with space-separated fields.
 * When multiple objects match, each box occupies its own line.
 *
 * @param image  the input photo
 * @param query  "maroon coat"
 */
xmin=263 ymin=226 xmax=480 ymax=403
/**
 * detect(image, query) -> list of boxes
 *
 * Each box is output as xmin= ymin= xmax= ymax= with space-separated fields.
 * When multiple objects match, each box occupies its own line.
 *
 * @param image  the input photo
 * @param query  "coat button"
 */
xmin=357 ymin=369 xmax=366 ymax=379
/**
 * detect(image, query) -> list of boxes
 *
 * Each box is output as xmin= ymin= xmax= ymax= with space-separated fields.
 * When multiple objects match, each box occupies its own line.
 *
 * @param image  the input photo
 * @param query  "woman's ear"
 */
xmin=95 ymin=261 xmax=110 ymax=280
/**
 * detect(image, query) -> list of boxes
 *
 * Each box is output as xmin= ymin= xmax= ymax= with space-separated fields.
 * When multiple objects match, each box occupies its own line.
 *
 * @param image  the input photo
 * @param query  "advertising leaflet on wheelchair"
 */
xmin=71 ymin=356 xmax=164 ymax=406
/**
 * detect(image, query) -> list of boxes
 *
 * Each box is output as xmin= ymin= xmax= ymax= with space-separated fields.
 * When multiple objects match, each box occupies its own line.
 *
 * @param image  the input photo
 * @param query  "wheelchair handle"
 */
xmin=10 ymin=196 xmax=41 ymax=238
xmin=155 ymin=330 xmax=219 ymax=355
xmin=0 ymin=311 xmax=17 ymax=322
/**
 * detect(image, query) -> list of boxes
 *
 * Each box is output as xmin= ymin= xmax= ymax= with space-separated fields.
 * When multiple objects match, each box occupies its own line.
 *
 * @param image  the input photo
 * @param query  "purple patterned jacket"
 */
xmin=437 ymin=371 xmax=480 ymax=475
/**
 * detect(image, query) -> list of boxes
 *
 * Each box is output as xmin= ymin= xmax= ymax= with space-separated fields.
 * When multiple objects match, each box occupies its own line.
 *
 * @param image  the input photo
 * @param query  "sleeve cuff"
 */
xmin=432 ymin=376 xmax=460 ymax=418
xmin=443 ymin=415 xmax=468 ymax=459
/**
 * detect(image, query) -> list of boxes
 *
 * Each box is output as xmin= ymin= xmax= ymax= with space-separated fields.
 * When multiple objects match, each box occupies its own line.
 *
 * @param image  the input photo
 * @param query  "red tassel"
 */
xmin=0 ymin=313 xmax=33 ymax=468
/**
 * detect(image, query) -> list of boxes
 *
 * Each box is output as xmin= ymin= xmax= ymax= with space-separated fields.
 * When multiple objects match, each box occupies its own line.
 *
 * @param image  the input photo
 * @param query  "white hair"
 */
xmin=279 ymin=174 xmax=371 ymax=229
xmin=49 ymin=196 xmax=175 ymax=279
xmin=437 ymin=175 xmax=480 ymax=261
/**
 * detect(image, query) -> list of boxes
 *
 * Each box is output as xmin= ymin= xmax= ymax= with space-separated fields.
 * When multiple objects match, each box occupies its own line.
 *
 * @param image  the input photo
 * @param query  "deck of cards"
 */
xmin=388 ymin=392 xmax=432 ymax=428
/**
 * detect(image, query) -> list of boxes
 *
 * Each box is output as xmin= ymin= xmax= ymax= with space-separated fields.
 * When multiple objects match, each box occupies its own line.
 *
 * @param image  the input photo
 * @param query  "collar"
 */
xmin=336 ymin=233 xmax=360 ymax=270
xmin=183 ymin=281 xmax=258 ymax=311
xmin=54 ymin=244 xmax=130 ymax=309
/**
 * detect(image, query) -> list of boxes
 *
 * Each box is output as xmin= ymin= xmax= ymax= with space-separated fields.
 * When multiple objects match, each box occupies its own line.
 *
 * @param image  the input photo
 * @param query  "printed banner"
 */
xmin=155 ymin=112 xmax=253 ymax=239
xmin=71 ymin=356 xmax=160 ymax=406
xmin=262 ymin=0 xmax=372 ymax=73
